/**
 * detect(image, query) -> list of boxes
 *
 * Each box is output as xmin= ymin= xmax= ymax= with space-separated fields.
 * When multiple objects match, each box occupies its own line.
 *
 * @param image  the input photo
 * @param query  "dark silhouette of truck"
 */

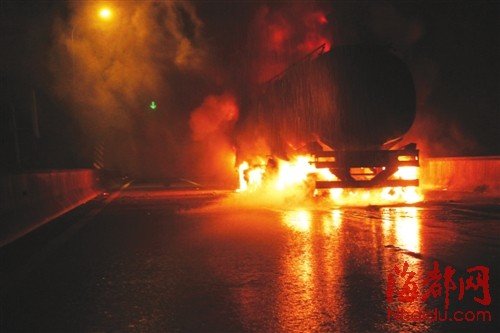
xmin=255 ymin=44 xmax=419 ymax=188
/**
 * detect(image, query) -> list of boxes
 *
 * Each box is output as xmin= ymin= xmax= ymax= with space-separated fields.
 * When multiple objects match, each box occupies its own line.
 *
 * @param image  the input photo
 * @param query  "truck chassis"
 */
xmin=313 ymin=143 xmax=419 ymax=189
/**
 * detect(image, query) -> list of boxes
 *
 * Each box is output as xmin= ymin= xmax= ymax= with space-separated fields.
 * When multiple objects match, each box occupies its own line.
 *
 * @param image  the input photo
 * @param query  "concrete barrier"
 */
xmin=420 ymin=156 xmax=500 ymax=196
xmin=0 ymin=169 xmax=101 ymax=247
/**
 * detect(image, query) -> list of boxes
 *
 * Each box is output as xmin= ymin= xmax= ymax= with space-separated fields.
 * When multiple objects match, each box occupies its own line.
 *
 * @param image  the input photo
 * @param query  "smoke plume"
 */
xmin=249 ymin=3 xmax=332 ymax=83
xmin=187 ymin=93 xmax=239 ymax=186
xmin=51 ymin=1 xmax=210 ymax=177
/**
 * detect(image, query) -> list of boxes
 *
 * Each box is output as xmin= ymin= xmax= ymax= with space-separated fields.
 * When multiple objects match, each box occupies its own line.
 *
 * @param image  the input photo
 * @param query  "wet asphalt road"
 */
xmin=1 ymin=185 xmax=499 ymax=332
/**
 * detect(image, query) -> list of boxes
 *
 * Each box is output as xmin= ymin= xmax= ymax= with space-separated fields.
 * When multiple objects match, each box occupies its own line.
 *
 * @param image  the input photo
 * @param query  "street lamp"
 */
xmin=71 ymin=6 xmax=115 ymax=82
xmin=98 ymin=7 xmax=113 ymax=21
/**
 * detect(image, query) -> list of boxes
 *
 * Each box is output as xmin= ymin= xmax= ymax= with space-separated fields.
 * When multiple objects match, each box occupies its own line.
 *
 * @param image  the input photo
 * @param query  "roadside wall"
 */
xmin=0 ymin=169 xmax=101 ymax=247
xmin=420 ymin=156 xmax=500 ymax=195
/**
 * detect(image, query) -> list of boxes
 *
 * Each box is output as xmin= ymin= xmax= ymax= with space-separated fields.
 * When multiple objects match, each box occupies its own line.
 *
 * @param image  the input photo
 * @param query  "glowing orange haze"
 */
xmin=251 ymin=5 xmax=332 ymax=83
xmin=188 ymin=93 xmax=239 ymax=185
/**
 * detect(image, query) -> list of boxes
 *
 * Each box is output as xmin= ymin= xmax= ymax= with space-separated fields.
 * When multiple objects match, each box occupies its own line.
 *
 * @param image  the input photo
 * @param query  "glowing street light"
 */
xmin=98 ymin=7 xmax=113 ymax=21
xmin=71 ymin=5 xmax=116 ymax=84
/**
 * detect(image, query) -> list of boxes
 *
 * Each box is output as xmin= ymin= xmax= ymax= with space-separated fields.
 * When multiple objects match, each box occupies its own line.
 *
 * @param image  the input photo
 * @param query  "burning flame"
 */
xmin=237 ymin=155 xmax=422 ymax=205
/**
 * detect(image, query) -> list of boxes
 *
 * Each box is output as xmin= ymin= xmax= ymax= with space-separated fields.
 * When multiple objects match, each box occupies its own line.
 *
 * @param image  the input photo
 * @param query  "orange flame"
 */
xmin=237 ymin=155 xmax=422 ymax=205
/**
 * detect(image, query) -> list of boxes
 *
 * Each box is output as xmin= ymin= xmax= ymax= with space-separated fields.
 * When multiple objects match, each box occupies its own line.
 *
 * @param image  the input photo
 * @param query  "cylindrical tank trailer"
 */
xmin=254 ymin=44 xmax=420 ymax=188
xmin=257 ymin=44 xmax=416 ymax=152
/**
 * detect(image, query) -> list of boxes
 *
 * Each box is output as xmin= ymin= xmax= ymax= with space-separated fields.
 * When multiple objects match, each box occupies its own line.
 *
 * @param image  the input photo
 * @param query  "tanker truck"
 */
xmin=253 ymin=44 xmax=419 ymax=189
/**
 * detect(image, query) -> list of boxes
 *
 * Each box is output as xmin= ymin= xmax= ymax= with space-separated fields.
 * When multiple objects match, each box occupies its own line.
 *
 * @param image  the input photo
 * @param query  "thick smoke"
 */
xmin=235 ymin=2 xmax=333 ymax=162
xmin=48 ymin=0 xmax=496 ymax=186
xmin=249 ymin=3 xmax=332 ymax=83
xmin=187 ymin=93 xmax=239 ymax=185
xmin=51 ymin=1 xmax=211 ymax=178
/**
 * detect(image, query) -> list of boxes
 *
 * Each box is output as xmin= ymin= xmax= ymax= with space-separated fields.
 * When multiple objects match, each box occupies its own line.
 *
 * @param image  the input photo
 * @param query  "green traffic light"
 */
xmin=149 ymin=101 xmax=157 ymax=110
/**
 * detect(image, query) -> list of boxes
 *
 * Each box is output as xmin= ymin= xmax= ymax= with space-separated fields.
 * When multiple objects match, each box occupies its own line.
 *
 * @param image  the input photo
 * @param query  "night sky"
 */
xmin=1 ymin=1 xmax=498 ymax=178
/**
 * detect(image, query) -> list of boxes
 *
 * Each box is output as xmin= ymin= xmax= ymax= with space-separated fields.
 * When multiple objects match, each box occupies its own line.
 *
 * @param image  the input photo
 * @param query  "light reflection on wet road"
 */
xmin=1 ymin=187 xmax=498 ymax=332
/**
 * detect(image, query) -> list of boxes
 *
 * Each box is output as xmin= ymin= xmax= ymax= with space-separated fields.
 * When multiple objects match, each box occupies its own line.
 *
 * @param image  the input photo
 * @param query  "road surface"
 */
xmin=1 ymin=185 xmax=499 ymax=332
